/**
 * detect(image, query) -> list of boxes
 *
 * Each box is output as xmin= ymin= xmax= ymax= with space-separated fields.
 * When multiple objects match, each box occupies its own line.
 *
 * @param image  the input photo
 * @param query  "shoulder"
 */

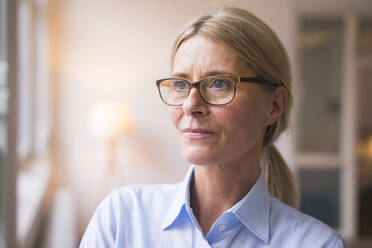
xmin=99 ymin=183 xmax=180 ymax=215
xmin=108 ymin=183 xmax=180 ymax=203
xmin=269 ymin=197 xmax=346 ymax=247
xmin=80 ymin=183 xmax=180 ymax=247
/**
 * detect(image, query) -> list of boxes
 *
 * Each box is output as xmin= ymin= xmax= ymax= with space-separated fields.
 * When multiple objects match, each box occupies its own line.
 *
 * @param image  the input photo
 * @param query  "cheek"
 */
xmin=168 ymin=106 xmax=183 ymax=128
xmin=220 ymin=99 xmax=267 ymax=140
xmin=221 ymin=109 xmax=260 ymax=136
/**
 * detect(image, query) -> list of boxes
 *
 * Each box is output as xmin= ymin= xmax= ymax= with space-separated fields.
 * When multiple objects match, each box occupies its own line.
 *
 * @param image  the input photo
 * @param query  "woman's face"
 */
xmin=170 ymin=35 xmax=281 ymax=166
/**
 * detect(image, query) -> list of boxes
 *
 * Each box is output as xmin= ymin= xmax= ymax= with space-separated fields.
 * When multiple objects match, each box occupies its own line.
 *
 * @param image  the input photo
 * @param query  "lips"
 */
xmin=182 ymin=128 xmax=215 ymax=139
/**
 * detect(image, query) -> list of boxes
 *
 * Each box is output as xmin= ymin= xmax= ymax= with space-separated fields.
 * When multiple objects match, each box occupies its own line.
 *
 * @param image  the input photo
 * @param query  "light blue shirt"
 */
xmin=80 ymin=166 xmax=346 ymax=247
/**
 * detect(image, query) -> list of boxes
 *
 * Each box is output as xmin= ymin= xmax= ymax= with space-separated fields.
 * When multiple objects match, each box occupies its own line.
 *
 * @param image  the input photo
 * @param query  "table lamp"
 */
xmin=89 ymin=102 xmax=133 ymax=172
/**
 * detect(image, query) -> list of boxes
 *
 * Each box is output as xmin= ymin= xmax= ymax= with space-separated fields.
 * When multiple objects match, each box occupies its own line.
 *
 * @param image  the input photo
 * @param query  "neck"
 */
xmin=190 ymin=159 xmax=260 ymax=235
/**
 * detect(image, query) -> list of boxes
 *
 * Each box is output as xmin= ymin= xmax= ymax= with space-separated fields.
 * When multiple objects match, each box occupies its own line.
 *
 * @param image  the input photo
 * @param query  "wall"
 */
xmin=54 ymin=0 xmax=297 ymax=238
xmin=296 ymin=0 xmax=372 ymax=15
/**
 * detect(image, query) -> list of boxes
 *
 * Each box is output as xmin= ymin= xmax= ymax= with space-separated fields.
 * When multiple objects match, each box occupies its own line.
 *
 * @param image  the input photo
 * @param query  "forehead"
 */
xmin=173 ymin=35 xmax=250 ymax=78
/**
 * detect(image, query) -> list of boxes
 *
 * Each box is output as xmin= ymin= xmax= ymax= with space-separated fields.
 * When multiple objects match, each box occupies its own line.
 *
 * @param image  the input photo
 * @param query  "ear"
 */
xmin=265 ymin=86 xmax=288 ymax=126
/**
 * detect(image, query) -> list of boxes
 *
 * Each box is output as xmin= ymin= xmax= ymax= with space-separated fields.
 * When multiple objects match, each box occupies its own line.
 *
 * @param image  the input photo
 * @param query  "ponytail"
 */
xmin=261 ymin=145 xmax=298 ymax=208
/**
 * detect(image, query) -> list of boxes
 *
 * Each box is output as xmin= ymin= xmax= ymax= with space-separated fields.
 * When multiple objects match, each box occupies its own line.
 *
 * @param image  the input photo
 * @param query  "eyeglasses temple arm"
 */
xmin=240 ymin=77 xmax=282 ymax=87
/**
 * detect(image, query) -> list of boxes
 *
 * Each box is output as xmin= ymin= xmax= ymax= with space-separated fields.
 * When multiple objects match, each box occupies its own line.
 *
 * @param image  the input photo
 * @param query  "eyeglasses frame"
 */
xmin=155 ymin=75 xmax=283 ymax=106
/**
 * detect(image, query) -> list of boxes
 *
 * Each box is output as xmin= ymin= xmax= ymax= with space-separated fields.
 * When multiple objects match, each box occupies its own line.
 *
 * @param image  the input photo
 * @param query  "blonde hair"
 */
xmin=170 ymin=7 xmax=298 ymax=208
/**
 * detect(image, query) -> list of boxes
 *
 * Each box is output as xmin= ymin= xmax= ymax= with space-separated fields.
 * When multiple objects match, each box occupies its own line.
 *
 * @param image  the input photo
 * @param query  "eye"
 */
xmin=173 ymin=80 xmax=187 ymax=90
xmin=210 ymin=78 xmax=231 ymax=89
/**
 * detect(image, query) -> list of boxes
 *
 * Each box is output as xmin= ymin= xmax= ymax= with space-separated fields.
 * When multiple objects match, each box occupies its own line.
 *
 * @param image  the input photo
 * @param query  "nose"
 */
xmin=182 ymin=87 xmax=209 ymax=116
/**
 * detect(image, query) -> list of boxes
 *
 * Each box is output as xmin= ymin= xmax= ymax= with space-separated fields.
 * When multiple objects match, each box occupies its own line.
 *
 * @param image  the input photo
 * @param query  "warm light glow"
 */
xmin=366 ymin=136 xmax=372 ymax=161
xmin=89 ymin=102 xmax=133 ymax=139
xmin=357 ymin=135 xmax=372 ymax=161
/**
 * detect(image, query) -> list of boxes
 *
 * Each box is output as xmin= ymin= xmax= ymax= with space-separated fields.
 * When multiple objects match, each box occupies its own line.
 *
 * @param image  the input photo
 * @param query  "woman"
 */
xmin=80 ymin=7 xmax=345 ymax=247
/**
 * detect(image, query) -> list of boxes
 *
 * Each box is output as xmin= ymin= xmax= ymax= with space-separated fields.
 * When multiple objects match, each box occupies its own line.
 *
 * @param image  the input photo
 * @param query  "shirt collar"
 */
xmin=161 ymin=166 xmax=271 ymax=244
xmin=161 ymin=165 xmax=194 ymax=230
xmin=231 ymin=172 xmax=270 ymax=244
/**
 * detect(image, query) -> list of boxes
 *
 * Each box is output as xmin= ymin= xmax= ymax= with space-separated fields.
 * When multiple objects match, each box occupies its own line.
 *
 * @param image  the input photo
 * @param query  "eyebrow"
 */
xmin=171 ymin=70 xmax=236 ymax=79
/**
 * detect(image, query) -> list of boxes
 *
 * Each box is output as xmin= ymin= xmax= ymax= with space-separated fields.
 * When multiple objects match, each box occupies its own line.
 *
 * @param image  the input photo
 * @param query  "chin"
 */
xmin=185 ymin=157 xmax=215 ymax=166
xmin=182 ymin=146 xmax=228 ymax=166
xmin=182 ymin=149 xmax=214 ymax=165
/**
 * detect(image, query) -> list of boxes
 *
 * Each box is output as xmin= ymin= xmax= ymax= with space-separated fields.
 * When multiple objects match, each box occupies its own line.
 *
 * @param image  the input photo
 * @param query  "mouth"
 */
xmin=182 ymin=128 xmax=216 ymax=139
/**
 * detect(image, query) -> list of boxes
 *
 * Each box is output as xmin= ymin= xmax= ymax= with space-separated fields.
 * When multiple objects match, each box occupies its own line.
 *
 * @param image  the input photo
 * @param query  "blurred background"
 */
xmin=1 ymin=0 xmax=371 ymax=247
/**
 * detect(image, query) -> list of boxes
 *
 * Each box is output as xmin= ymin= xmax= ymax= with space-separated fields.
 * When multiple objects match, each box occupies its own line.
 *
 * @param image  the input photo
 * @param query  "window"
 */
xmin=356 ymin=17 xmax=372 ymax=239
xmin=296 ymin=17 xmax=344 ymax=231
xmin=0 ymin=0 xmax=17 ymax=247
xmin=295 ymin=13 xmax=372 ymax=241
xmin=16 ymin=0 xmax=53 ymax=246
xmin=17 ymin=0 xmax=51 ymax=161
xmin=1 ymin=0 xmax=52 ymax=247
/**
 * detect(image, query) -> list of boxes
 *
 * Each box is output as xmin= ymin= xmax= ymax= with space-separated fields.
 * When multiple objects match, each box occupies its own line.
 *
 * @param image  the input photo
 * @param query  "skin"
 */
xmin=169 ymin=35 xmax=288 ymax=235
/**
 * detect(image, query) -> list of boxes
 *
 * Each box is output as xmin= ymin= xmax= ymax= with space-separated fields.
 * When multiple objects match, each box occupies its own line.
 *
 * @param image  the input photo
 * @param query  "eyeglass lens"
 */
xmin=158 ymin=77 xmax=236 ymax=105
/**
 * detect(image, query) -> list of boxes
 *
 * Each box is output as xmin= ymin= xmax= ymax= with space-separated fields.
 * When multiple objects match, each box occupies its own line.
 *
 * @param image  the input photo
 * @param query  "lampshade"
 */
xmin=89 ymin=102 xmax=133 ymax=139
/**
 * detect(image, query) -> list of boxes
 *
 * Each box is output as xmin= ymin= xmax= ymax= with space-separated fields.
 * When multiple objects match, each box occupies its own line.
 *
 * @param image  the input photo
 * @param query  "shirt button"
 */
xmin=218 ymin=225 xmax=225 ymax=232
